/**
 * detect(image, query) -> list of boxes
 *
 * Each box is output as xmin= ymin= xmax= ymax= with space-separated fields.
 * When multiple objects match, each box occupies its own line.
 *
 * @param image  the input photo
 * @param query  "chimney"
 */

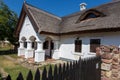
xmin=80 ymin=3 xmax=87 ymax=11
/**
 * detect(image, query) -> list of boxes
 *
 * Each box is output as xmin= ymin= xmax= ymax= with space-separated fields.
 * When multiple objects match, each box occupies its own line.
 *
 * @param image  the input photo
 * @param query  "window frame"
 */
xmin=75 ymin=39 xmax=82 ymax=53
xmin=90 ymin=39 xmax=101 ymax=53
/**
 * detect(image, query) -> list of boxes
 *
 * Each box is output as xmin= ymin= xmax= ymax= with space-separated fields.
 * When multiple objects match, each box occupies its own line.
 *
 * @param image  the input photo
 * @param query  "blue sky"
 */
xmin=3 ymin=0 xmax=112 ymax=17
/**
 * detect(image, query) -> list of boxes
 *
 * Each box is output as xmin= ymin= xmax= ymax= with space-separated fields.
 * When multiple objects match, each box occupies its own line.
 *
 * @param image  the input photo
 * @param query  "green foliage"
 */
xmin=0 ymin=0 xmax=18 ymax=45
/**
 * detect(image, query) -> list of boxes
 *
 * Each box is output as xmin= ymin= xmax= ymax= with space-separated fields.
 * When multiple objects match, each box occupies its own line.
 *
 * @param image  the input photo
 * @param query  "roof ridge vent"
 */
xmin=80 ymin=3 xmax=87 ymax=11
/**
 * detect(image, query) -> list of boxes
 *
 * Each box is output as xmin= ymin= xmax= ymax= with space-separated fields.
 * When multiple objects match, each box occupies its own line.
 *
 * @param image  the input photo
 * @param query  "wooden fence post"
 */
xmin=53 ymin=65 xmax=58 ymax=80
xmin=6 ymin=75 xmax=11 ymax=80
xmin=16 ymin=72 xmax=24 ymax=80
xmin=48 ymin=65 xmax=53 ymax=80
xmin=34 ymin=68 xmax=40 ymax=80
xmin=26 ymin=70 xmax=33 ymax=80
xmin=42 ymin=67 xmax=47 ymax=80
xmin=58 ymin=64 xmax=62 ymax=80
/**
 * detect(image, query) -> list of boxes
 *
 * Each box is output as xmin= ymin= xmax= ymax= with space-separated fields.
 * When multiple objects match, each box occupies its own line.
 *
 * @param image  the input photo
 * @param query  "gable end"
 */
xmin=15 ymin=3 xmax=39 ymax=38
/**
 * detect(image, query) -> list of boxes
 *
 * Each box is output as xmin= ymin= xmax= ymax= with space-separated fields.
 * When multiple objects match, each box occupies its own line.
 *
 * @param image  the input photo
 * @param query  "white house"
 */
xmin=15 ymin=0 xmax=120 ymax=62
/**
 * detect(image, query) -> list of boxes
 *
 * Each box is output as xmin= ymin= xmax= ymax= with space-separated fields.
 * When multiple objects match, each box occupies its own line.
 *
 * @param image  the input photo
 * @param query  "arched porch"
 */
xmin=18 ymin=35 xmax=60 ymax=62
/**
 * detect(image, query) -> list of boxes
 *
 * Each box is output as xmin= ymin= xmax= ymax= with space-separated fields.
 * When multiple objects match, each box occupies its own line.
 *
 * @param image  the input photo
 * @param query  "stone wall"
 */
xmin=96 ymin=45 xmax=120 ymax=80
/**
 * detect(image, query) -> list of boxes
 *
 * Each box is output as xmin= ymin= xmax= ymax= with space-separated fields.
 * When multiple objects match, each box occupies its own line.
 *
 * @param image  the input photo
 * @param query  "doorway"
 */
xmin=43 ymin=38 xmax=54 ymax=60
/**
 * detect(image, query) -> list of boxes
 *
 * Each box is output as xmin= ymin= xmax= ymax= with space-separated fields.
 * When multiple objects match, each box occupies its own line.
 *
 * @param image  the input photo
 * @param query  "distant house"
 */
xmin=15 ymin=0 xmax=120 ymax=62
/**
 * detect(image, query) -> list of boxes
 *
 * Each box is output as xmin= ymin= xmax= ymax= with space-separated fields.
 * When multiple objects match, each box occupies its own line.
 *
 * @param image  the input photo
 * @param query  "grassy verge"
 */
xmin=8 ymin=54 xmax=18 ymax=59
xmin=0 ymin=55 xmax=35 ymax=80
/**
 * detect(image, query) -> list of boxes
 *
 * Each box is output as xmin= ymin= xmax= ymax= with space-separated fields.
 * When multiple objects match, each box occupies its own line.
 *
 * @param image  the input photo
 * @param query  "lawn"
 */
xmin=8 ymin=53 xmax=19 ymax=59
xmin=0 ymin=54 xmax=56 ymax=80
xmin=0 ymin=46 xmax=57 ymax=79
xmin=0 ymin=55 xmax=35 ymax=80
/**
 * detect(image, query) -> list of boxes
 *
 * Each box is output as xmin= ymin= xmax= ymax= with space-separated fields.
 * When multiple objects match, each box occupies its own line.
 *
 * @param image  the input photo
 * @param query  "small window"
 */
xmin=76 ymin=9 xmax=105 ymax=23
xmin=84 ymin=13 xmax=98 ymax=20
xmin=90 ymin=39 xmax=100 ymax=52
xmin=75 ymin=39 xmax=82 ymax=52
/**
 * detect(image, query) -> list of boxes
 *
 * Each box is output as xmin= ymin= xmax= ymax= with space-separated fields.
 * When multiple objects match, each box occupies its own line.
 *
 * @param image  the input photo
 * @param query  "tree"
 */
xmin=0 ymin=0 xmax=18 ymax=47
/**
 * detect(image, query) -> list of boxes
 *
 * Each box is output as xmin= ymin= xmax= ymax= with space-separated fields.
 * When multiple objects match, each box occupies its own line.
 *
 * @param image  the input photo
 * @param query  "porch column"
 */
xmin=18 ymin=41 xmax=25 ymax=56
xmin=35 ymin=41 xmax=45 ymax=62
xmin=25 ymin=40 xmax=34 ymax=58
xmin=53 ymin=40 xmax=60 ymax=59
xmin=27 ymin=41 xmax=32 ymax=50
xmin=19 ymin=41 xmax=24 ymax=48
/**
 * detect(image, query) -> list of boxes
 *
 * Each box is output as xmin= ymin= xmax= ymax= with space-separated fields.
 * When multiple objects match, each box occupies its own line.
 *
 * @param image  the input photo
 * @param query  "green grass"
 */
xmin=0 ymin=54 xmax=55 ymax=80
xmin=39 ymin=64 xmax=55 ymax=71
xmin=0 ymin=55 xmax=35 ymax=80
xmin=8 ymin=54 xmax=18 ymax=59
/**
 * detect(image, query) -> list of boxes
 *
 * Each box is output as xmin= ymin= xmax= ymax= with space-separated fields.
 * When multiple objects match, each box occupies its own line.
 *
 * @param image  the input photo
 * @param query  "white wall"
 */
xmin=19 ymin=15 xmax=120 ymax=61
xmin=59 ymin=37 xmax=75 ymax=60
xmin=59 ymin=31 xmax=120 ymax=60
xmin=19 ymin=16 xmax=40 ymax=41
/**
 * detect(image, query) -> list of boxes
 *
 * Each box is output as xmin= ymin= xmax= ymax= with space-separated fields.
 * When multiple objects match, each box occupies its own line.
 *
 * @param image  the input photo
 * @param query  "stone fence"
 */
xmin=96 ymin=45 xmax=120 ymax=80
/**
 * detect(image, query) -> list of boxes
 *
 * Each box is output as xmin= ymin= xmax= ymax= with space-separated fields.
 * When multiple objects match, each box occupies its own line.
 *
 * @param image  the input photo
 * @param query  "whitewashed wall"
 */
xmin=19 ymin=15 xmax=120 ymax=61
xmin=59 ymin=31 xmax=120 ymax=60
xmin=19 ymin=16 xmax=40 ymax=41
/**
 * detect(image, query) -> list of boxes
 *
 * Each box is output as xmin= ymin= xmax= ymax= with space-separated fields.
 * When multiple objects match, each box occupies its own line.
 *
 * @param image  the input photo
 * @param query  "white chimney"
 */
xmin=80 ymin=3 xmax=87 ymax=11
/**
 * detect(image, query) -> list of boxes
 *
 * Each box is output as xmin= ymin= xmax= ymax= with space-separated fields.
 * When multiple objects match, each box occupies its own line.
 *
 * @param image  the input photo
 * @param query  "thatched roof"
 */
xmin=60 ymin=1 xmax=120 ymax=33
xmin=15 ymin=0 xmax=120 ymax=36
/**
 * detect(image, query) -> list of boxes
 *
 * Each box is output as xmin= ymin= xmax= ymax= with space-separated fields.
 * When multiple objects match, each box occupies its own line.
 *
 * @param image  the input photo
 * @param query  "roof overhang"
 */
xmin=40 ymin=27 xmax=120 ymax=36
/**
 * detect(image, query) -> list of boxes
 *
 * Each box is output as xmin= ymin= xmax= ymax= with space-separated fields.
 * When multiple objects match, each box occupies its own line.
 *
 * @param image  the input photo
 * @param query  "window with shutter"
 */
xmin=75 ymin=39 xmax=82 ymax=52
xmin=90 ymin=39 xmax=100 ymax=52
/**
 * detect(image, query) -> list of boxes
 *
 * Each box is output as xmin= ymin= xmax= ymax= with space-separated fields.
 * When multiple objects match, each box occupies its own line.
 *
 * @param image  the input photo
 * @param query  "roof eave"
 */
xmin=40 ymin=27 xmax=120 ymax=36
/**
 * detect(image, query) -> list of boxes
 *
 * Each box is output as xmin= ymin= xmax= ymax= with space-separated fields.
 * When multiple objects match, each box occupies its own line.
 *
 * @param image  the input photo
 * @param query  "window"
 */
xmin=84 ymin=13 xmax=98 ymax=20
xmin=90 ymin=39 xmax=100 ymax=52
xmin=75 ymin=38 xmax=82 ymax=52
xmin=76 ymin=9 xmax=105 ymax=23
